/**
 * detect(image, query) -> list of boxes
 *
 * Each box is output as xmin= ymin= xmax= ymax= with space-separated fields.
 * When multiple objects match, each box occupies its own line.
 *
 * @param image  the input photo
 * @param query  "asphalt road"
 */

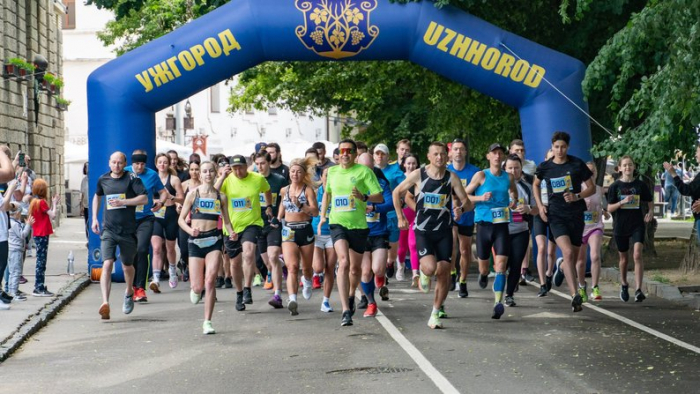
xmin=2 ymin=277 xmax=699 ymax=394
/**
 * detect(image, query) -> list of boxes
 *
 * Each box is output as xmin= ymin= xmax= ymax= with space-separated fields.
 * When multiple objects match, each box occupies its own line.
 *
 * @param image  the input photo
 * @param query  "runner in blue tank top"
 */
xmin=465 ymin=143 xmax=517 ymax=320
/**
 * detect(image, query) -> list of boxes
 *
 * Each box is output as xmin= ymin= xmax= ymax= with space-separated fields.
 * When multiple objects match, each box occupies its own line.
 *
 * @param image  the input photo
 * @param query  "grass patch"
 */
xmin=651 ymin=273 xmax=671 ymax=284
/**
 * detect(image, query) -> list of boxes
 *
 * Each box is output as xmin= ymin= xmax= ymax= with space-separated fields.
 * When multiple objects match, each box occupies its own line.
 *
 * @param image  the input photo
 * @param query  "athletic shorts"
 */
xmin=614 ymin=227 xmax=645 ymax=253
xmin=188 ymin=229 xmax=223 ymax=259
xmin=549 ymin=214 xmax=585 ymax=247
xmin=415 ymin=229 xmax=453 ymax=263
xmin=282 ymin=221 xmax=315 ymax=247
xmin=101 ymin=229 xmax=137 ymax=265
xmin=533 ymin=215 xmax=554 ymax=241
xmin=224 ymin=225 xmax=261 ymax=258
xmin=476 ymin=222 xmax=510 ymax=260
xmin=582 ymin=228 xmax=603 ymax=245
xmin=152 ymin=206 xmax=178 ymax=241
xmin=365 ymin=235 xmax=389 ymax=253
xmin=315 ymin=234 xmax=333 ymax=249
xmin=387 ymin=216 xmax=400 ymax=243
xmin=257 ymin=225 xmax=282 ymax=251
xmin=330 ymin=224 xmax=369 ymax=255
xmin=454 ymin=223 xmax=475 ymax=237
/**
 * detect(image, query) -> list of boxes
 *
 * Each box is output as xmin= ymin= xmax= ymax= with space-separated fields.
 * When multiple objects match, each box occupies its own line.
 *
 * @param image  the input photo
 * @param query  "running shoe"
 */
xmin=553 ymin=258 xmax=565 ymax=287
xmin=438 ymin=305 xmax=448 ymax=319
xmin=32 ymin=287 xmax=54 ymax=297
xmin=149 ymin=281 xmax=161 ymax=294
xmin=428 ymin=313 xmax=442 ymax=329
xmin=224 ymin=277 xmax=233 ymax=289
xmin=419 ymin=271 xmax=431 ymax=294
xmin=537 ymin=285 xmax=548 ymax=297
xmin=0 ymin=291 xmax=13 ymax=303
xmin=386 ymin=263 xmax=395 ymax=279
xmin=235 ymin=292 xmax=246 ymax=311
xmin=491 ymin=303 xmax=505 ymax=319
xmin=358 ymin=295 xmax=368 ymax=310
xmin=396 ymin=261 xmax=405 ymax=281
xmin=451 ymin=273 xmax=458 ymax=291
xmin=591 ymin=286 xmax=602 ymax=301
xmin=263 ymin=277 xmax=273 ymax=290
xmin=122 ymin=292 xmax=135 ymax=315
xmin=268 ymin=294 xmax=283 ymax=309
xmin=98 ymin=303 xmax=110 ymax=320
xmin=312 ymin=275 xmax=322 ymax=289
xmin=216 ymin=276 xmax=225 ymax=288
xmin=133 ymin=287 xmax=148 ymax=303
xmin=571 ymin=293 xmax=583 ymax=312
xmin=519 ymin=274 xmax=527 ymax=286
xmin=411 ymin=275 xmax=419 ymax=288
xmin=0 ymin=302 xmax=10 ymax=310
xmin=12 ymin=293 xmax=27 ymax=302
xmin=183 ymin=267 xmax=190 ymax=282
xmin=505 ymin=296 xmax=516 ymax=307
xmin=458 ymin=282 xmax=468 ymax=298
xmin=349 ymin=296 xmax=356 ymax=316
xmin=478 ymin=274 xmax=489 ymax=289
xmin=168 ymin=266 xmax=179 ymax=289
xmin=379 ymin=285 xmax=389 ymax=301
xmin=243 ymin=287 xmax=253 ymax=304
xmin=578 ymin=283 xmax=588 ymax=303
xmin=620 ymin=285 xmax=630 ymax=302
xmin=202 ymin=320 xmax=216 ymax=335
xmin=364 ymin=302 xmax=378 ymax=317
xmin=19 ymin=276 xmax=27 ymax=284
xmin=524 ymin=269 xmax=535 ymax=282
xmin=302 ymin=277 xmax=313 ymax=300
xmin=545 ymin=274 xmax=553 ymax=292
xmin=253 ymin=274 xmax=263 ymax=287
xmin=287 ymin=299 xmax=299 ymax=316
xmin=341 ymin=310 xmax=353 ymax=326
xmin=634 ymin=289 xmax=646 ymax=303
xmin=190 ymin=290 xmax=202 ymax=305
xmin=321 ymin=301 xmax=334 ymax=313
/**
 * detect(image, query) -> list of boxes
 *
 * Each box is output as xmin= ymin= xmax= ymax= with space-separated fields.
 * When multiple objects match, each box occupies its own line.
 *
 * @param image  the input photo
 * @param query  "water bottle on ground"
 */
xmin=67 ymin=250 xmax=75 ymax=276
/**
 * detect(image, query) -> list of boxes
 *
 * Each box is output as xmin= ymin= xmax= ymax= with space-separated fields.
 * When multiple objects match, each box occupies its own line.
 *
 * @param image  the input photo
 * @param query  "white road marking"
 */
xmin=50 ymin=240 xmax=87 ymax=245
xmin=375 ymin=311 xmax=460 ymax=394
xmin=547 ymin=287 xmax=700 ymax=355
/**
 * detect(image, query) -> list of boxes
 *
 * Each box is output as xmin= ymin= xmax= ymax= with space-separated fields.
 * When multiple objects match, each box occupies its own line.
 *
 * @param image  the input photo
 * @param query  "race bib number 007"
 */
xmin=197 ymin=198 xmax=221 ymax=215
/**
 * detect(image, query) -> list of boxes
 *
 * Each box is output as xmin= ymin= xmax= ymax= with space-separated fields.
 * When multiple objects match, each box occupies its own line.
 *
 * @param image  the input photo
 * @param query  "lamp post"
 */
xmin=165 ymin=99 xmax=194 ymax=145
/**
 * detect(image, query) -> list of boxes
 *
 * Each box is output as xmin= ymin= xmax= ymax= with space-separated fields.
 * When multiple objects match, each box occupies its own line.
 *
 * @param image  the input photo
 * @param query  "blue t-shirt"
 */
xmin=447 ymin=162 xmax=480 ymax=226
xmin=366 ymin=176 xmax=395 ymax=237
xmin=124 ymin=166 xmax=164 ymax=220
xmin=311 ymin=185 xmax=330 ymax=236
xmin=380 ymin=163 xmax=405 ymax=220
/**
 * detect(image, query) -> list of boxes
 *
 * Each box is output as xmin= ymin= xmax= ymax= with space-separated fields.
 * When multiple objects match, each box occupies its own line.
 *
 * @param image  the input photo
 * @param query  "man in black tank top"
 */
xmin=392 ymin=142 xmax=473 ymax=329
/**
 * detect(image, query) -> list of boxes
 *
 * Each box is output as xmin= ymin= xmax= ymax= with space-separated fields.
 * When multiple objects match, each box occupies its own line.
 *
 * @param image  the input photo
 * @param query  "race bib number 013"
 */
xmin=106 ymin=194 xmax=126 ymax=210
xmin=491 ymin=207 xmax=511 ymax=224
xmin=550 ymin=175 xmax=572 ymax=193
xmin=424 ymin=193 xmax=447 ymax=209
xmin=231 ymin=197 xmax=252 ymax=212
xmin=333 ymin=195 xmax=356 ymax=212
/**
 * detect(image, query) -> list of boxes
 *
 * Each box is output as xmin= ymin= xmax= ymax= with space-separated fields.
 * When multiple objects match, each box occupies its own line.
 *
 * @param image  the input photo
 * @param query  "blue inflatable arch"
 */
xmin=87 ymin=0 xmax=592 ymax=278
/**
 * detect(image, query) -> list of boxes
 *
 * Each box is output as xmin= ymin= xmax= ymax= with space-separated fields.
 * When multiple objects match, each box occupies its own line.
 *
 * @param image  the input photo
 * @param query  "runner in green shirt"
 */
xmin=319 ymin=139 xmax=383 ymax=327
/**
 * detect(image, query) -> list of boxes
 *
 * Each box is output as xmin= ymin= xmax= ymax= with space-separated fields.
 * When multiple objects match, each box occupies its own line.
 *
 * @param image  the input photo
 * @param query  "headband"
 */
xmin=131 ymin=154 xmax=148 ymax=163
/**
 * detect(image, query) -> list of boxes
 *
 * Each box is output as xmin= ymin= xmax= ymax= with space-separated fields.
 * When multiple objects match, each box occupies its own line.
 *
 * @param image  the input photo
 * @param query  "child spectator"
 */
xmin=29 ymin=178 xmax=60 ymax=297
xmin=7 ymin=201 xmax=34 ymax=301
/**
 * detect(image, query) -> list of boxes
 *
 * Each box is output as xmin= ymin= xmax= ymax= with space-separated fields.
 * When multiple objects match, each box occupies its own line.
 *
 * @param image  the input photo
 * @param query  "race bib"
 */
xmin=584 ymin=211 xmax=599 ymax=225
xmin=461 ymin=178 xmax=468 ymax=187
xmin=333 ymin=195 xmax=356 ymax=212
xmin=540 ymin=180 xmax=549 ymax=205
xmin=491 ymin=207 xmax=511 ymax=224
xmin=154 ymin=206 xmax=166 ymax=219
xmin=282 ymin=226 xmax=295 ymax=242
xmin=106 ymin=194 xmax=126 ymax=210
xmin=136 ymin=205 xmax=144 ymax=213
xmin=366 ymin=211 xmax=380 ymax=223
xmin=621 ymin=195 xmax=640 ymax=209
xmin=424 ymin=193 xmax=447 ymax=209
xmin=196 ymin=198 xmax=221 ymax=215
xmin=230 ymin=197 xmax=253 ymax=212
xmin=259 ymin=193 xmax=278 ymax=207
xmin=550 ymin=175 xmax=572 ymax=193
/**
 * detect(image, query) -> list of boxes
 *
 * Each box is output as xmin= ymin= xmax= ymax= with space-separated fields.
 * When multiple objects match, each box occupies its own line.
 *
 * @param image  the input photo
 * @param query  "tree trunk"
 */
xmin=680 ymin=224 xmax=700 ymax=273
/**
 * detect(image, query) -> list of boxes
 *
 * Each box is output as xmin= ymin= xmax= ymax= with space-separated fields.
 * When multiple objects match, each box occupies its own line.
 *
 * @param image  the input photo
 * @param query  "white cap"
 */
xmin=374 ymin=144 xmax=389 ymax=155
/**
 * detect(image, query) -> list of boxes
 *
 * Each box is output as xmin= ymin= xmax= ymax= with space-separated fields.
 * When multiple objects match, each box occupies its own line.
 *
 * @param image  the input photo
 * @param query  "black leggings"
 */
xmin=506 ymin=231 xmax=530 ymax=297
xmin=178 ymin=227 xmax=189 ymax=268
xmin=133 ymin=216 xmax=155 ymax=289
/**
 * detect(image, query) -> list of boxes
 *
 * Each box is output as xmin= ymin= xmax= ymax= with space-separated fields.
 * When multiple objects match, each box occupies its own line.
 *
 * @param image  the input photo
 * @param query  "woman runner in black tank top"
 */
xmin=177 ymin=161 xmax=201 ymax=282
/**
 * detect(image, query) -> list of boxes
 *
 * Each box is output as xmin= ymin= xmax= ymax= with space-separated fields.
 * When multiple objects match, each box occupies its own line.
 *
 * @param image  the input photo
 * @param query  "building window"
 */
xmin=268 ymin=107 xmax=278 ymax=115
xmin=63 ymin=0 xmax=76 ymax=30
xmin=210 ymin=84 xmax=220 ymax=113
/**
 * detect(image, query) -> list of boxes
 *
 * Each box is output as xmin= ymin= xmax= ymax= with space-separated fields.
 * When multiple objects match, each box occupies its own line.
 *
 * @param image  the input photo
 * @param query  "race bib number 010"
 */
xmin=231 ymin=197 xmax=252 ymax=212
xmin=106 ymin=194 xmax=126 ymax=210
xmin=333 ymin=195 xmax=356 ymax=212
xmin=550 ymin=175 xmax=572 ymax=193
xmin=424 ymin=193 xmax=447 ymax=209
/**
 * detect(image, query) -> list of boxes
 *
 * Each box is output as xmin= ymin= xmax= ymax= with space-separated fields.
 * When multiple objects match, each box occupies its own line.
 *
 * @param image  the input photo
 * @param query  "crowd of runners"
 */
xmin=86 ymin=131 xmax=667 ymax=334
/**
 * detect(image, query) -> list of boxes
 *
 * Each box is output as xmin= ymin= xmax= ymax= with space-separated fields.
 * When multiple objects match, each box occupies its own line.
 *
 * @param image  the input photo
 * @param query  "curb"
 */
xmin=0 ymin=274 xmax=91 ymax=363
xmin=600 ymin=267 xmax=700 ymax=310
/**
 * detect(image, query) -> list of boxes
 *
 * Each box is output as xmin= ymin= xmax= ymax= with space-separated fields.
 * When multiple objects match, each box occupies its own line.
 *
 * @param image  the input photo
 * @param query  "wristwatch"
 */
xmin=575 ymin=193 xmax=581 ymax=200
xmin=362 ymin=194 xmax=369 ymax=202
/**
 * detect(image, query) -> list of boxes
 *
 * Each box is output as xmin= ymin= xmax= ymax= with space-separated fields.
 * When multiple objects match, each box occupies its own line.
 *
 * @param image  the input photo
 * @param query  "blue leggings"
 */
xmin=34 ymin=236 xmax=50 ymax=291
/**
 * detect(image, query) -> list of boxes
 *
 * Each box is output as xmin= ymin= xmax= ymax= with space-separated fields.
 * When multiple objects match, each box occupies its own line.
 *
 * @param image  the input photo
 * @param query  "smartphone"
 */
xmin=18 ymin=152 xmax=25 ymax=167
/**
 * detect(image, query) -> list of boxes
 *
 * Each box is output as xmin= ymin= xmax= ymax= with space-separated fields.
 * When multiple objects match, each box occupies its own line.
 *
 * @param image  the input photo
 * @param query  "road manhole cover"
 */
xmin=326 ymin=367 xmax=413 ymax=375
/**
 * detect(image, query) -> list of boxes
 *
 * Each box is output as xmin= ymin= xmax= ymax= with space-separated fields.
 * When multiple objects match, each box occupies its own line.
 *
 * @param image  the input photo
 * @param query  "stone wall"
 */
xmin=1 ymin=1 xmax=66 ymax=223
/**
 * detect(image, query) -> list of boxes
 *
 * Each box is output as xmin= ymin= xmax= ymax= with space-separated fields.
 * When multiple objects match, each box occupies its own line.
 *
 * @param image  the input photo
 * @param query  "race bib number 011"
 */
xmin=550 ymin=175 xmax=572 ymax=193
xmin=333 ymin=195 xmax=356 ymax=212
xmin=231 ymin=197 xmax=253 ymax=212
xmin=106 ymin=194 xmax=126 ymax=210
xmin=621 ymin=195 xmax=640 ymax=209
xmin=491 ymin=207 xmax=511 ymax=224
xmin=424 ymin=193 xmax=447 ymax=209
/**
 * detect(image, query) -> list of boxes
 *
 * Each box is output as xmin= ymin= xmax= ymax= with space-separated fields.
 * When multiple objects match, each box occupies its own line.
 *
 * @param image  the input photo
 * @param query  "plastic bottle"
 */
xmin=67 ymin=250 xmax=75 ymax=276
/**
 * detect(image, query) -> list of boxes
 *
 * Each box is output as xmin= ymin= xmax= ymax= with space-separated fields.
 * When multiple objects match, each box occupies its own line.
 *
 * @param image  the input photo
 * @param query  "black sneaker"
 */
xmin=620 ymin=285 xmax=629 ymax=302
xmin=519 ymin=274 xmax=527 ymax=286
xmin=0 ymin=291 xmax=13 ymax=303
xmin=235 ymin=292 xmax=246 ymax=311
xmin=505 ymin=296 xmax=516 ymax=307
xmin=183 ymin=267 xmax=190 ymax=282
xmin=553 ymin=258 xmax=565 ymax=287
xmin=634 ymin=289 xmax=646 ymax=302
xmin=571 ymin=294 xmax=583 ymax=312
xmin=379 ymin=286 xmax=389 ymax=301
xmin=224 ymin=277 xmax=233 ymax=289
xmin=358 ymin=295 xmax=368 ymax=310
xmin=491 ymin=303 xmax=505 ymax=319
xmin=349 ymin=296 xmax=356 ymax=316
xmin=537 ymin=285 xmax=548 ymax=297
xmin=545 ymin=274 xmax=553 ymax=292
xmin=478 ymin=274 xmax=489 ymax=289
xmin=216 ymin=276 xmax=225 ymax=288
xmin=524 ymin=269 xmax=535 ymax=282
xmin=386 ymin=264 xmax=395 ymax=279
xmin=341 ymin=310 xmax=353 ymax=326
xmin=243 ymin=287 xmax=253 ymax=304
xmin=32 ymin=287 xmax=54 ymax=297
xmin=458 ymin=282 xmax=468 ymax=298
xmin=451 ymin=273 xmax=457 ymax=291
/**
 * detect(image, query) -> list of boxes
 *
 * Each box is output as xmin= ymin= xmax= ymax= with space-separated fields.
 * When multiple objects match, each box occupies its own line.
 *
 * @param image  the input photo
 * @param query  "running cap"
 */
xmin=488 ymin=143 xmax=506 ymax=153
xmin=254 ymin=142 xmax=267 ymax=153
xmin=374 ymin=144 xmax=389 ymax=155
xmin=230 ymin=155 xmax=247 ymax=167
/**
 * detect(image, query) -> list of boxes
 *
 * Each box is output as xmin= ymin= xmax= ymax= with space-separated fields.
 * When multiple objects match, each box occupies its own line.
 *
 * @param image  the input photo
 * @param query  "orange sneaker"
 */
xmin=133 ymin=287 xmax=148 ymax=303
xmin=363 ymin=302 xmax=378 ymax=318
xmin=263 ymin=277 xmax=273 ymax=290
xmin=99 ymin=303 xmax=110 ymax=320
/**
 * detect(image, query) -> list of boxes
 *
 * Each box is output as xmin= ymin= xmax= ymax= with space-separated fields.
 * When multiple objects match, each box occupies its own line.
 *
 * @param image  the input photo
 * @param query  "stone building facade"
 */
xmin=1 ymin=1 xmax=66 ymax=220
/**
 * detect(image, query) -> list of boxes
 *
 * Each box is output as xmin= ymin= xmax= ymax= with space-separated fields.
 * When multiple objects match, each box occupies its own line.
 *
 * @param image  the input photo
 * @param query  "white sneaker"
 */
xmin=395 ymin=261 xmax=405 ymax=281
xmin=169 ymin=265 xmax=178 ymax=289
xmin=302 ymin=277 xmax=313 ymax=300
xmin=0 ymin=302 xmax=10 ymax=310
xmin=320 ymin=301 xmax=334 ymax=313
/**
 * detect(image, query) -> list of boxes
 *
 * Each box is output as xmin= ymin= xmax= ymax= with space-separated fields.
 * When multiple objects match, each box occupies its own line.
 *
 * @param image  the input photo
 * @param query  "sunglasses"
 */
xmin=339 ymin=148 xmax=356 ymax=155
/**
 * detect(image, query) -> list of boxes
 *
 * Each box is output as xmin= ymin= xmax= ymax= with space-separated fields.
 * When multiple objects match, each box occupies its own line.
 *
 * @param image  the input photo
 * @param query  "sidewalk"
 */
xmin=0 ymin=217 xmax=91 ymax=362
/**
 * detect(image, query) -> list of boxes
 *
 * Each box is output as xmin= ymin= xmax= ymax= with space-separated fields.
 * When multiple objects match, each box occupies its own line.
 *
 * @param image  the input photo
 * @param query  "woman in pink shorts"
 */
xmin=397 ymin=154 xmax=421 ymax=287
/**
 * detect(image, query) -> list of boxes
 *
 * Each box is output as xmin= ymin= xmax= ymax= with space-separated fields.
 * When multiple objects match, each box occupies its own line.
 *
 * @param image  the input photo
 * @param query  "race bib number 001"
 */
xmin=333 ymin=195 xmax=356 ymax=212
xmin=424 ymin=193 xmax=447 ymax=209
xmin=621 ymin=195 xmax=640 ymax=209
xmin=231 ymin=197 xmax=252 ymax=212
xmin=550 ymin=175 xmax=572 ymax=193
xmin=491 ymin=207 xmax=511 ymax=224
xmin=196 ymin=198 xmax=221 ymax=215
xmin=106 ymin=194 xmax=126 ymax=210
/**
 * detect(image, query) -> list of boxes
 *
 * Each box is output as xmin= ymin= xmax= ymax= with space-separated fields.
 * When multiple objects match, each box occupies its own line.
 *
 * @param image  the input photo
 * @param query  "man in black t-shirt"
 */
xmin=91 ymin=151 xmax=148 ymax=320
xmin=266 ymin=143 xmax=290 ymax=181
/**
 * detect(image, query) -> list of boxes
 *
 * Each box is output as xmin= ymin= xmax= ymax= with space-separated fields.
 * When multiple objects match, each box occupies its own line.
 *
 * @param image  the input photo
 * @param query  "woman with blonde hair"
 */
xmin=277 ymin=157 xmax=319 ymax=315
xmin=29 ymin=178 xmax=60 ymax=296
